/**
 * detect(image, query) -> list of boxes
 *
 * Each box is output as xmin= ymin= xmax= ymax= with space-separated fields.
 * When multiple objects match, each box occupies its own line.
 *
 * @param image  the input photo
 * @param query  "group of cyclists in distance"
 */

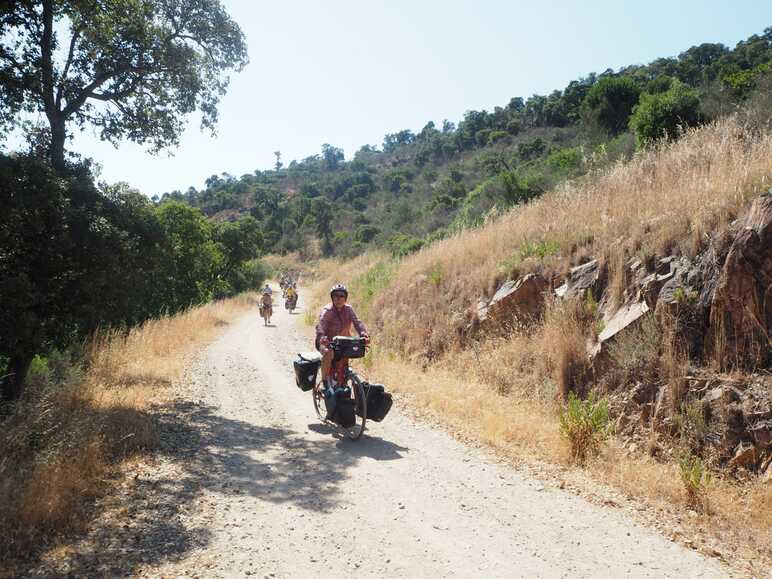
xmin=258 ymin=271 xmax=299 ymax=325
xmin=262 ymin=272 xmax=371 ymax=389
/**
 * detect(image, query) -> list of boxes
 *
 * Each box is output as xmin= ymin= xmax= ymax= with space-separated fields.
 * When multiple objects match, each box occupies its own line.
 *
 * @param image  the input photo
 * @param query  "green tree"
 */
xmin=354 ymin=224 xmax=380 ymax=244
xmin=310 ymin=197 xmax=334 ymax=255
xmin=629 ymin=81 xmax=701 ymax=147
xmin=383 ymin=130 xmax=415 ymax=152
xmin=321 ymin=144 xmax=344 ymax=170
xmin=499 ymin=169 xmax=540 ymax=206
xmin=581 ymin=76 xmax=642 ymax=135
xmin=155 ymin=201 xmax=223 ymax=307
xmin=0 ymin=156 xmax=167 ymax=400
xmin=0 ymin=0 xmax=247 ymax=169
xmin=215 ymin=217 xmax=263 ymax=283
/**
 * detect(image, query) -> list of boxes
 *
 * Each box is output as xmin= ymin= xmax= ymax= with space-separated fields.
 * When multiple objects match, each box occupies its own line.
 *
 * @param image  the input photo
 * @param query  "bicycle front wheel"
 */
xmin=312 ymin=381 xmax=326 ymax=421
xmin=343 ymin=378 xmax=366 ymax=441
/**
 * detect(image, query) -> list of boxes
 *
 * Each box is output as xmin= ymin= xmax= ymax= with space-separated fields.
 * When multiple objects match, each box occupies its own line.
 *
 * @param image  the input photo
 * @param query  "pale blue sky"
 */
xmin=40 ymin=1 xmax=772 ymax=195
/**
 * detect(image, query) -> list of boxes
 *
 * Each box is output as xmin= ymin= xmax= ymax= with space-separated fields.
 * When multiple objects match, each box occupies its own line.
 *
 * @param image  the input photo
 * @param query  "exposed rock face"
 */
xmin=589 ymin=300 xmax=650 ymax=358
xmin=555 ymin=259 xmax=599 ymax=300
xmin=456 ymin=194 xmax=772 ymax=474
xmin=477 ymin=273 xmax=548 ymax=328
xmin=708 ymin=193 xmax=772 ymax=369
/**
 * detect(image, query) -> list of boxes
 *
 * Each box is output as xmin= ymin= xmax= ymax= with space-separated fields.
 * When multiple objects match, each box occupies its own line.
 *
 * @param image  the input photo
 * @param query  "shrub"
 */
xmin=352 ymin=260 xmax=395 ymax=313
xmin=230 ymin=259 xmax=271 ymax=293
xmin=629 ymin=81 xmax=701 ymax=147
xmin=607 ymin=315 xmax=662 ymax=386
xmin=559 ymin=391 xmax=610 ymax=464
xmin=497 ymin=240 xmax=560 ymax=275
xmin=428 ymin=265 xmax=443 ymax=286
xmin=519 ymin=240 xmax=560 ymax=260
xmin=354 ymin=224 xmax=381 ymax=244
xmin=499 ymin=169 xmax=541 ymax=206
xmin=386 ymin=234 xmax=424 ymax=258
xmin=517 ymin=138 xmax=546 ymax=161
xmin=679 ymin=453 xmax=711 ymax=512
xmin=581 ymin=76 xmax=642 ymax=135
xmin=674 ymin=399 xmax=709 ymax=452
xmin=488 ymin=130 xmax=510 ymax=144
xmin=25 ymin=355 xmax=53 ymax=390
xmin=546 ymin=147 xmax=583 ymax=172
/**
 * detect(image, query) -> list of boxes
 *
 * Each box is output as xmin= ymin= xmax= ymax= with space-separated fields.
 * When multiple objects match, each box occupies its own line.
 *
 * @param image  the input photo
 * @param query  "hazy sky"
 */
xmin=29 ymin=1 xmax=772 ymax=195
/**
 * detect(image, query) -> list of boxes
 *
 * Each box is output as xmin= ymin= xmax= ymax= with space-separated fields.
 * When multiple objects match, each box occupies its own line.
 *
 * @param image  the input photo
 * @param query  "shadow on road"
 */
xmin=21 ymin=399 xmax=406 ymax=576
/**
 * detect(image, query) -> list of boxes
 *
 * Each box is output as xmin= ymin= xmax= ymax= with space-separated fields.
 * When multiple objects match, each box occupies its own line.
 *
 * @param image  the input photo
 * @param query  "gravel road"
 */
xmin=131 ymin=290 xmax=727 ymax=578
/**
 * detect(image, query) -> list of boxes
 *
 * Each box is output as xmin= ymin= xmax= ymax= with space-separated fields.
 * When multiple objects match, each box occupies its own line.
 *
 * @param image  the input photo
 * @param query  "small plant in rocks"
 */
xmin=559 ymin=391 xmax=611 ymax=464
xmin=679 ymin=453 xmax=712 ymax=512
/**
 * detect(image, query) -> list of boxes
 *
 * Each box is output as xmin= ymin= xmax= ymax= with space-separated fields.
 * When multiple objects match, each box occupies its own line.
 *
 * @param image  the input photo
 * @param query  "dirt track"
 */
xmin=135 ymin=290 xmax=730 ymax=578
xmin=29 ymin=290 xmax=730 ymax=577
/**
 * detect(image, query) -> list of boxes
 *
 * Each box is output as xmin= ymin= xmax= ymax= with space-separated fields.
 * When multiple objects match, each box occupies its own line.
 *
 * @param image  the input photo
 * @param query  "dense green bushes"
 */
xmin=629 ymin=81 xmax=702 ymax=146
xmin=0 ymin=155 xmax=266 ymax=400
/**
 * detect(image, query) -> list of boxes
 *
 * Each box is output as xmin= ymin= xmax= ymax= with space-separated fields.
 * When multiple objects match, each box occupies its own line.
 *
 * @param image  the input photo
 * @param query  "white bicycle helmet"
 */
xmin=330 ymin=283 xmax=348 ymax=298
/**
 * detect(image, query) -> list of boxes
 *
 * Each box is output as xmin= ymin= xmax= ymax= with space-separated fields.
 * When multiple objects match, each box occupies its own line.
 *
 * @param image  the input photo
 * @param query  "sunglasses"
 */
xmin=332 ymin=293 xmax=347 ymax=299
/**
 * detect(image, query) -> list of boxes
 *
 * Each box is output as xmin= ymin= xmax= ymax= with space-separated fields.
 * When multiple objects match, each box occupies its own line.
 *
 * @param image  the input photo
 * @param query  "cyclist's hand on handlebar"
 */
xmin=320 ymin=336 xmax=330 ymax=346
xmin=363 ymin=334 xmax=371 ymax=346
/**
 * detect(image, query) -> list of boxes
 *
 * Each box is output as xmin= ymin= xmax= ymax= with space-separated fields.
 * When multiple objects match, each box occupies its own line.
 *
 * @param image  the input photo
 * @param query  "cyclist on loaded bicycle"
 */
xmin=315 ymin=283 xmax=369 ymax=389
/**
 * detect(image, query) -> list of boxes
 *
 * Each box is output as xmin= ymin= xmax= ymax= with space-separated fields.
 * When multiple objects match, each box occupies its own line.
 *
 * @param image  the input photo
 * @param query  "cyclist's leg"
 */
xmin=320 ymin=349 xmax=333 ymax=385
xmin=334 ymin=357 xmax=349 ymax=385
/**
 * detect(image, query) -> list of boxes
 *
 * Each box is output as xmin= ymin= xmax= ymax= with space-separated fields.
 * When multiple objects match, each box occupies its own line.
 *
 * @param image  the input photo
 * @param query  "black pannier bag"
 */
xmin=333 ymin=388 xmax=356 ymax=427
xmin=293 ymin=352 xmax=321 ymax=392
xmin=357 ymin=383 xmax=393 ymax=422
xmin=331 ymin=336 xmax=366 ymax=359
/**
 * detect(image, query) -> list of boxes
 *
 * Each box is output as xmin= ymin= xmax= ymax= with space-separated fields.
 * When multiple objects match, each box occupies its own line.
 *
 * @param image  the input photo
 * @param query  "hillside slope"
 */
xmin=163 ymin=29 xmax=772 ymax=260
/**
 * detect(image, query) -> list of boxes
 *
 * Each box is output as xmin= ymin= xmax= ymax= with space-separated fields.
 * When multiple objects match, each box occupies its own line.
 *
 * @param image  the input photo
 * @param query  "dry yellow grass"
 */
xmin=299 ymin=253 xmax=389 ymax=326
xmin=371 ymin=115 xmax=772 ymax=356
xmin=590 ymin=444 xmax=771 ymax=564
xmin=369 ymin=353 xmax=562 ymax=460
xmin=0 ymin=294 xmax=255 ymax=564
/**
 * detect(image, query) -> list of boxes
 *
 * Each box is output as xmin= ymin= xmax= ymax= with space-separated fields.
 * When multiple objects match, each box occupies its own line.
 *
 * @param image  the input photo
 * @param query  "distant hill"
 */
xmin=159 ymin=27 xmax=772 ymax=259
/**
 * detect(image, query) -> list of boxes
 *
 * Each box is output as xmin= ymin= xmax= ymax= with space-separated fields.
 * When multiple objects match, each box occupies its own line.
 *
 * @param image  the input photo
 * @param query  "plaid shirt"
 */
xmin=315 ymin=303 xmax=368 ymax=343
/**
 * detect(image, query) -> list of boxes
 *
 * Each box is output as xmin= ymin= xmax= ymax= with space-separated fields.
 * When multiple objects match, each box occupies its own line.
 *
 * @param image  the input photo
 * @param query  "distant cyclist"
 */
xmin=259 ymin=284 xmax=273 ymax=325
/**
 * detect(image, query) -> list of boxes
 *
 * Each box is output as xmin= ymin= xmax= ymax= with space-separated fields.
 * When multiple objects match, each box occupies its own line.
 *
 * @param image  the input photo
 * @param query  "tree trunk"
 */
xmin=49 ymin=116 xmax=66 ymax=170
xmin=1 ymin=354 xmax=32 ymax=402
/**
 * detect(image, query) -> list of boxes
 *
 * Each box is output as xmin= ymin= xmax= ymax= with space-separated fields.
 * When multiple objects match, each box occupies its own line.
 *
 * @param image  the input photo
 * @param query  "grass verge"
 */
xmin=0 ymin=294 xmax=256 ymax=567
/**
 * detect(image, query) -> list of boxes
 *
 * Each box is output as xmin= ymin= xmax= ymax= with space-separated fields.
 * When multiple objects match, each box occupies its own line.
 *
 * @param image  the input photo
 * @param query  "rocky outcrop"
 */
xmin=589 ymin=300 xmax=650 ymax=358
xmin=458 ymin=193 xmax=771 ymax=473
xmin=475 ymin=273 xmax=548 ymax=329
xmin=708 ymin=193 xmax=772 ymax=369
xmin=555 ymin=259 xmax=600 ymax=300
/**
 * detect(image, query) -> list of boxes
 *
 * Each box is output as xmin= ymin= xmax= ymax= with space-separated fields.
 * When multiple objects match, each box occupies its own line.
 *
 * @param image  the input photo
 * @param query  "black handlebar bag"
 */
xmin=331 ymin=336 xmax=366 ymax=359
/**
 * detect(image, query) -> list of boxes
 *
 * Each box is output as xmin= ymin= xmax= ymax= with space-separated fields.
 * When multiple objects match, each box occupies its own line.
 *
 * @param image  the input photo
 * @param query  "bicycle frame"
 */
xmin=314 ymin=346 xmax=368 ymax=440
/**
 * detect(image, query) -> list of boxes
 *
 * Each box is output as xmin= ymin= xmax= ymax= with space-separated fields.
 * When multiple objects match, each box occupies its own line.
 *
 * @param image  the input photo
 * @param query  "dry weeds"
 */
xmin=0 ymin=294 xmax=255 ymax=565
xmin=371 ymin=116 xmax=772 ymax=356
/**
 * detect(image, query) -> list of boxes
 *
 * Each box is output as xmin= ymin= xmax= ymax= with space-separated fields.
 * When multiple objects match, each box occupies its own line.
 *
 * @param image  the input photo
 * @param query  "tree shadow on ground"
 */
xmin=19 ymin=399 xmax=407 ymax=577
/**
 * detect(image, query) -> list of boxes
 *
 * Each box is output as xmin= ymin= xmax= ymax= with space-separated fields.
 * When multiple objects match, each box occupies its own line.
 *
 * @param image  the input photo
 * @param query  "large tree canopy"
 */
xmin=0 ymin=0 xmax=248 ymax=168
